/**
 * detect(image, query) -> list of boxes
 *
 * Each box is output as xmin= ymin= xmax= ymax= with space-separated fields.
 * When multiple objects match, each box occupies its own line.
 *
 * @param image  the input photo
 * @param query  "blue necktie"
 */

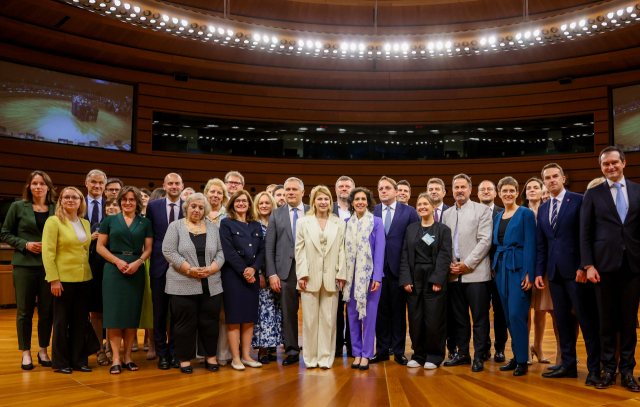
xmin=292 ymin=207 xmax=299 ymax=243
xmin=384 ymin=206 xmax=392 ymax=236
xmin=615 ymin=182 xmax=627 ymax=223
xmin=550 ymin=198 xmax=558 ymax=230
xmin=91 ymin=200 xmax=99 ymax=225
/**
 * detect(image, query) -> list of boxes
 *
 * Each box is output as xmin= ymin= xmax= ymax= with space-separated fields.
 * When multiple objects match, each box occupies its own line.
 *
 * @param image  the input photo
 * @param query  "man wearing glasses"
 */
xmin=225 ymin=171 xmax=245 ymax=195
xmin=105 ymin=178 xmax=123 ymax=199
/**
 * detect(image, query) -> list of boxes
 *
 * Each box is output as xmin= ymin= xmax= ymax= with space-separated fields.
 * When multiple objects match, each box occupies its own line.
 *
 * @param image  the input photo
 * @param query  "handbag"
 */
xmin=82 ymin=318 xmax=102 ymax=357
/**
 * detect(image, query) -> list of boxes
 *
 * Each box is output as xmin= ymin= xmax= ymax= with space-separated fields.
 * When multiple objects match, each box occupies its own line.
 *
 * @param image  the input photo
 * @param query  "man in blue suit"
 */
xmin=145 ymin=173 xmax=184 ymax=370
xmin=370 ymin=176 xmax=420 ymax=365
xmin=535 ymin=163 xmax=600 ymax=385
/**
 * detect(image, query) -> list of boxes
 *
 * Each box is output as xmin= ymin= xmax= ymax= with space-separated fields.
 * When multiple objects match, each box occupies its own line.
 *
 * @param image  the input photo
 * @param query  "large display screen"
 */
xmin=0 ymin=60 xmax=134 ymax=150
xmin=613 ymin=83 xmax=640 ymax=152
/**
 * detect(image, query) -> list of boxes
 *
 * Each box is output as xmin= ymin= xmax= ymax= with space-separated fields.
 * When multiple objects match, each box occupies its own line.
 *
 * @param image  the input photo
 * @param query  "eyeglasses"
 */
xmin=121 ymin=198 xmax=137 ymax=203
xmin=235 ymin=199 xmax=249 ymax=203
xmin=225 ymin=181 xmax=243 ymax=186
xmin=107 ymin=188 xmax=121 ymax=193
xmin=62 ymin=196 xmax=81 ymax=202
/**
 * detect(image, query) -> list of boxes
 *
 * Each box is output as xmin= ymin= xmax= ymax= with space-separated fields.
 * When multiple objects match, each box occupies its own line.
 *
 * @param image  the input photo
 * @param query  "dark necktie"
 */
xmin=91 ymin=200 xmax=99 ymax=225
xmin=169 ymin=203 xmax=176 ymax=223
xmin=551 ymin=199 xmax=558 ymax=230
xmin=434 ymin=208 xmax=439 ymax=222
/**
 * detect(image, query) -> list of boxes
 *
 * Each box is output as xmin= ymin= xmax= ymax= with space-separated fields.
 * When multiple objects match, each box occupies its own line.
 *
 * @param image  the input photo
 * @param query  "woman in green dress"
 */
xmin=97 ymin=186 xmax=153 ymax=374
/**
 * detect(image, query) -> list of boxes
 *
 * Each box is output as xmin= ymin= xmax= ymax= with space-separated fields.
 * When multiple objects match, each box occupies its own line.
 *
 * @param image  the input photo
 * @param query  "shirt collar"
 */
xmin=383 ymin=201 xmax=397 ymax=211
xmin=290 ymin=202 xmax=304 ymax=212
xmin=488 ymin=204 xmax=495 ymax=212
xmin=88 ymin=196 xmax=101 ymax=204
xmin=553 ymin=188 xmax=567 ymax=202
xmin=436 ymin=202 xmax=444 ymax=211
xmin=607 ymin=177 xmax=626 ymax=188
xmin=166 ymin=197 xmax=180 ymax=207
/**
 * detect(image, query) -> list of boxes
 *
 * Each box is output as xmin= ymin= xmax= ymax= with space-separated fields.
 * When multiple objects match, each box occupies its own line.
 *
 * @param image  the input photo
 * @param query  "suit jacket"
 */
xmin=84 ymin=196 xmax=106 ymax=225
xmin=332 ymin=201 xmax=351 ymax=220
xmin=373 ymin=201 xmax=420 ymax=277
xmin=580 ymin=178 xmax=640 ymax=273
xmin=219 ymin=218 xmax=266 ymax=276
xmin=84 ymin=195 xmax=106 ymax=272
xmin=441 ymin=199 xmax=493 ymax=283
xmin=146 ymin=197 xmax=184 ymax=279
xmin=489 ymin=204 xmax=504 ymax=263
xmin=0 ymin=200 xmax=55 ymax=267
xmin=295 ymin=214 xmax=347 ymax=292
xmin=536 ymin=190 xmax=583 ymax=280
xmin=42 ymin=216 xmax=92 ymax=283
xmin=265 ymin=203 xmax=310 ymax=279
xmin=435 ymin=203 xmax=450 ymax=223
xmin=492 ymin=206 xmax=537 ymax=281
xmin=399 ymin=221 xmax=453 ymax=291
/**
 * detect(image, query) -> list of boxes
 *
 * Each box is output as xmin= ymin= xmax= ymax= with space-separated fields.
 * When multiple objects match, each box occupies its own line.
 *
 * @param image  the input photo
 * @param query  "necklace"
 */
xmin=185 ymin=219 xmax=204 ymax=235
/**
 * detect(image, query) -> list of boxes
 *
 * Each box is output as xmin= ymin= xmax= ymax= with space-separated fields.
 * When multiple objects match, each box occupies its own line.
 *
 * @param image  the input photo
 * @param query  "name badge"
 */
xmin=422 ymin=232 xmax=435 ymax=245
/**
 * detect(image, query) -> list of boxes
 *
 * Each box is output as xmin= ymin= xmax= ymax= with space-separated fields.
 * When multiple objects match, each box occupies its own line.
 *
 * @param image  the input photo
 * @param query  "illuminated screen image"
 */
xmin=0 ymin=61 xmax=133 ymax=150
xmin=613 ymin=83 xmax=640 ymax=152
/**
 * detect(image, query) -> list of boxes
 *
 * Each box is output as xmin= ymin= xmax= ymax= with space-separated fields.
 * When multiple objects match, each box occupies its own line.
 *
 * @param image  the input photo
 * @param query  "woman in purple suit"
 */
xmin=343 ymin=188 xmax=385 ymax=371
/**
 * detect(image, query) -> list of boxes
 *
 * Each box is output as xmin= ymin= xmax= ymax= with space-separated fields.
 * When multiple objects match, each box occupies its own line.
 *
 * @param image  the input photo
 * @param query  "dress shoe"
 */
xmin=282 ymin=355 xmax=299 ymax=366
xmin=500 ymin=358 xmax=518 ymax=371
xmin=231 ymin=362 xmax=245 ymax=371
xmin=424 ymin=362 xmax=438 ymax=370
xmin=158 ymin=357 xmax=170 ymax=370
xmin=320 ymin=366 xmax=330 ymax=370
xmin=621 ymin=373 xmax=640 ymax=392
xmin=241 ymin=358 xmax=262 ymax=368
xmin=259 ymin=355 xmax=271 ymax=364
xmin=56 ymin=367 xmax=72 ymax=374
xmin=359 ymin=363 xmax=369 ymax=371
xmin=585 ymin=371 xmax=600 ymax=386
xmin=351 ymin=362 xmax=360 ymax=369
xmin=448 ymin=352 xmax=457 ymax=360
xmin=472 ymin=360 xmax=484 ymax=372
xmin=76 ymin=366 xmax=92 ymax=373
xmin=170 ymin=356 xmax=180 ymax=369
xmin=444 ymin=353 xmax=471 ymax=367
xmin=205 ymin=361 xmax=219 ymax=372
xmin=38 ymin=354 xmax=52 ymax=367
xmin=542 ymin=365 xmax=577 ymax=378
xmin=595 ymin=372 xmax=616 ymax=389
xmin=21 ymin=362 xmax=34 ymax=371
xmin=547 ymin=365 xmax=560 ymax=371
xmin=494 ymin=351 xmax=506 ymax=363
xmin=513 ymin=363 xmax=528 ymax=376
xmin=482 ymin=352 xmax=490 ymax=362
xmin=180 ymin=365 xmax=193 ymax=374
xmin=388 ymin=348 xmax=394 ymax=355
xmin=369 ymin=353 xmax=390 ymax=364
xmin=407 ymin=360 xmax=421 ymax=368
xmin=394 ymin=354 xmax=408 ymax=365
xmin=268 ymin=353 xmax=277 ymax=361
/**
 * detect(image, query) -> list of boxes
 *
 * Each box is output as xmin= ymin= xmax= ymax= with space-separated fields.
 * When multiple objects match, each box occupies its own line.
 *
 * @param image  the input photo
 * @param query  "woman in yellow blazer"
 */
xmin=42 ymin=186 xmax=93 ymax=374
xmin=295 ymin=185 xmax=346 ymax=369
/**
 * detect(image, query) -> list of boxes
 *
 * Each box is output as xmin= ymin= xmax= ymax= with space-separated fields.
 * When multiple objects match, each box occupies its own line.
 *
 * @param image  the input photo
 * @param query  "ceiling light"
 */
xmin=436 ymin=41 xmax=443 ymax=49
xmin=181 ymin=20 xmax=188 ymax=27
xmin=218 ymin=27 xmax=224 ymax=35
xmin=393 ymin=44 xmax=399 ymax=51
xmin=171 ymin=17 xmax=178 ymax=24
xmin=384 ymin=43 xmax=390 ymax=51
xmin=350 ymin=43 xmax=357 ymax=51
xmin=123 ymin=2 xmax=130 ymax=9
xmin=401 ymin=43 xmax=408 ymax=51
xmin=162 ymin=14 xmax=169 ymax=22
xmin=617 ymin=9 xmax=624 ymax=16
xmin=607 ymin=12 xmax=614 ymax=19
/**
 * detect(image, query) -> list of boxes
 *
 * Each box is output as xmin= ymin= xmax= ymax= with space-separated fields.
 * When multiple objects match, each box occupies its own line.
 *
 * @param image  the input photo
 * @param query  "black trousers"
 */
xmin=278 ymin=263 xmax=300 ymax=356
xmin=51 ymin=281 xmax=90 ymax=370
xmin=171 ymin=292 xmax=222 ymax=361
xmin=549 ymin=271 xmax=600 ymax=372
xmin=449 ymin=281 xmax=490 ymax=360
xmin=13 ymin=266 xmax=53 ymax=351
xmin=336 ymin=295 xmax=351 ymax=354
xmin=151 ymin=276 xmax=175 ymax=358
xmin=486 ymin=279 xmax=508 ymax=353
xmin=446 ymin=290 xmax=457 ymax=355
xmin=407 ymin=276 xmax=446 ymax=366
xmin=375 ymin=266 xmax=407 ymax=356
xmin=595 ymin=255 xmax=640 ymax=376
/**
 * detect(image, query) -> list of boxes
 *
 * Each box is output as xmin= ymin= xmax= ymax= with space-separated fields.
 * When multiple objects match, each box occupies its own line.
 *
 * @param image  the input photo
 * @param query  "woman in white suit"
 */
xmin=296 ymin=185 xmax=347 ymax=370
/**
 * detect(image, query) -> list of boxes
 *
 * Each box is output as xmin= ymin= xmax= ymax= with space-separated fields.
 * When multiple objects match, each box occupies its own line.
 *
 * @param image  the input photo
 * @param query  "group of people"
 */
xmin=1 ymin=146 xmax=639 ymax=391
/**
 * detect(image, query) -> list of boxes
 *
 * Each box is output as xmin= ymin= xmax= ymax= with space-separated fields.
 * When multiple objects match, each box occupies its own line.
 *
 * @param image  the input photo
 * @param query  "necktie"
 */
xmin=91 ymin=200 xmax=99 ymax=225
xmin=384 ymin=206 xmax=392 ymax=235
xmin=292 ymin=207 xmax=299 ymax=243
xmin=615 ymin=182 xmax=627 ymax=223
xmin=434 ymin=208 xmax=439 ymax=222
xmin=169 ymin=203 xmax=176 ymax=223
xmin=551 ymin=198 xmax=558 ymax=230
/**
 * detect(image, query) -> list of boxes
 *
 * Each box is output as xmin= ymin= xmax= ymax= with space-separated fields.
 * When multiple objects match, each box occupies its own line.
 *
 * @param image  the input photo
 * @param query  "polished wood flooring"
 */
xmin=1 ymin=308 xmax=639 ymax=407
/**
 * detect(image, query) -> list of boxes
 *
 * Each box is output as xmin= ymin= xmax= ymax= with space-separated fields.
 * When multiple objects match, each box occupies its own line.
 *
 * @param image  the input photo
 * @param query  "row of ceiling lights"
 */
xmin=68 ymin=0 xmax=640 ymax=59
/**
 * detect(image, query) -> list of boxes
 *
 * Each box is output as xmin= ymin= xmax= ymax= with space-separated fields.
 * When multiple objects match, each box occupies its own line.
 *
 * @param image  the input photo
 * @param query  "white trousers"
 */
xmin=301 ymin=286 xmax=339 ymax=368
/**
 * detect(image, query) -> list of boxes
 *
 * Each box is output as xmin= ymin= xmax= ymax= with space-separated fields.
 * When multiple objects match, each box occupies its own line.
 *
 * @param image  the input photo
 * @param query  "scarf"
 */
xmin=343 ymin=210 xmax=375 ymax=319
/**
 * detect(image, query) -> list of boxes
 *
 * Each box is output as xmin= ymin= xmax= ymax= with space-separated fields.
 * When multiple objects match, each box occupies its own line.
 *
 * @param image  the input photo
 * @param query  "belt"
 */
xmin=117 ymin=251 xmax=142 ymax=256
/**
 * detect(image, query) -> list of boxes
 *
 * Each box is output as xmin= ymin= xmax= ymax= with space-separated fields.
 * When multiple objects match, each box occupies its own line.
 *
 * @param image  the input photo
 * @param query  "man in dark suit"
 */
xmin=581 ymin=146 xmax=640 ymax=392
xmin=478 ymin=180 xmax=508 ymax=363
xmin=535 ymin=163 xmax=600 ymax=385
xmin=370 ymin=176 xmax=420 ymax=365
xmin=265 ymin=177 xmax=310 ymax=366
xmin=145 ymin=173 xmax=184 ymax=370
xmin=333 ymin=176 xmax=354 ymax=357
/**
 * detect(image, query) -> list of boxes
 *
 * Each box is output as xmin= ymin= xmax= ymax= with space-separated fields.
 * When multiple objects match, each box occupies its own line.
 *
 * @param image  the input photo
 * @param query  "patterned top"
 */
xmin=207 ymin=206 xmax=227 ymax=226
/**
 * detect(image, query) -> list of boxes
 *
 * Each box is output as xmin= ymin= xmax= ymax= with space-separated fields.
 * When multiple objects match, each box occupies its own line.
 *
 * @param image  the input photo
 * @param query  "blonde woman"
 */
xmin=295 ymin=186 xmax=347 ymax=369
xmin=42 ymin=187 xmax=92 ymax=374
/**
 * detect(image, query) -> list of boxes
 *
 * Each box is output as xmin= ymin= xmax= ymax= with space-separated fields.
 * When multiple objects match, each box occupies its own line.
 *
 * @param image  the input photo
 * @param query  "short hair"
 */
xmin=587 ymin=177 xmax=606 ymax=189
xmin=272 ymin=184 xmax=284 ymax=195
xmin=85 ymin=169 xmax=107 ymax=182
xmin=307 ymin=185 xmax=334 ymax=217
xmin=182 ymin=193 xmax=211 ymax=221
xmin=378 ymin=176 xmax=397 ymax=189
xmin=117 ymin=186 xmax=144 ymax=215
xmin=106 ymin=178 xmax=123 ymax=188
xmin=224 ymin=171 xmax=245 ymax=186
xmin=478 ymin=180 xmax=496 ymax=190
xmin=335 ymin=176 xmax=355 ymax=189
xmin=452 ymin=174 xmax=472 ymax=189
xmin=541 ymin=163 xmax=565 ymax=178
xmin=416 ymin=192 xmax=436 ymax=207
xmin=164 ymin=173 xmax=183 ymax=184
xmin=104 ymin=196 xmax=119 ymax=209
xmin=599 ymin=146 xmax=625 ymax=165
xmin=182 ymin=187 xmax=195 ymax=195
xmin=140 ymin=188 xmax=151 ymax=197
xmin=149 ymin=188 xmax=166 ymax=201
xmin=347 ymin=187 xmax=376 ymax=215
xmin=497 ymin=176 xmax=519 ymax=193
xmin=204 ymin=178 xmax=229 ymax=207
xmin=521 ymin=177 xmax=543 ymax=206
xmin=22 ymin=170 xmax=57 ymax=204
xmin=427 ymin=178 xmax=446 ymax=191
xmin=253 ymin=191 xmax=277 ymax=216
xmin=55 ymin=187 xmax=86 ymax=223
xmin=397 ymin=180 xmax=411 ymax=192
xmin=284 ymin=177 xmax=304 ymax=191
xmin=266 ymin=184 xmax=277 ymax=192
xmin=226 ymin=190 xmax=256 ymax=222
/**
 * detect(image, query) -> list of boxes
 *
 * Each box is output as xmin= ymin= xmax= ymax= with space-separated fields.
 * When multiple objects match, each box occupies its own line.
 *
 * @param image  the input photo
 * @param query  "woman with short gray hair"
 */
xmin=162 ymin=193 xmax=225 ymax=374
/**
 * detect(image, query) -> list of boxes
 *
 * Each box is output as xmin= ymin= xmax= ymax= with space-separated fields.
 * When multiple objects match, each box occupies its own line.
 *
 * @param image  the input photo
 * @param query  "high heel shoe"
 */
xmin=38 ymin=354 xmax=52 ymax=367
xmin=530 ymin=346 xmax=551 ymax=364
xmin=21 ymin=356 xmax=34 ymax=371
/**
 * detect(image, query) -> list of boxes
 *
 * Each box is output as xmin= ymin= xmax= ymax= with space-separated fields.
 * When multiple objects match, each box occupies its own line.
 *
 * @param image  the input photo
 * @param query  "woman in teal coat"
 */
xmin=0 ymin=170 xmax=56 ymax=370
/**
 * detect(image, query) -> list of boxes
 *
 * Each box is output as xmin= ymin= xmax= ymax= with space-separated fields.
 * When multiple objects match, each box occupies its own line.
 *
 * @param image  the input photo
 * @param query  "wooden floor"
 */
xmin=1 ymin=308 xmax=639 ymax=407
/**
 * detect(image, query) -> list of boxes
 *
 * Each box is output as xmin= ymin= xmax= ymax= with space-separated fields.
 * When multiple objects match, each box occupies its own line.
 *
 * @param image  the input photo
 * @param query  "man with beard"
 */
xmin=271 ymin=185 xmax=286 ymax=207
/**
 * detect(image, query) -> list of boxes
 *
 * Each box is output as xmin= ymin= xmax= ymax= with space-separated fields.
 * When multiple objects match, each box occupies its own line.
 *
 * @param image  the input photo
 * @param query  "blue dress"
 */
xmin=252 ymin=221 xmax=284 ymax=348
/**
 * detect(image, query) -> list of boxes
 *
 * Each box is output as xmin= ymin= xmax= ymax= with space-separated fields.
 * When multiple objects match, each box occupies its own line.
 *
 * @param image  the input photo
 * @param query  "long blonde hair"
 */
xmin=253 ymin=191 xmax=276 ymax=219
xmin=55 ymin=186 xmax=86 ymax=223
xmin=307 ymin=185 xmax=335 ymax=217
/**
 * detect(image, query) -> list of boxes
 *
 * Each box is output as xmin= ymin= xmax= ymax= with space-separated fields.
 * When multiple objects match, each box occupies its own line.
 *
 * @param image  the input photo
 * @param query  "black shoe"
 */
xmin=351 ymin=362 xmax=360 ymax=369
xmin=180 ymin=365 xmax=193 ymax=374
xmin=595 ymin=372 xmax=616 ymax=389
xmin=56 ymin=367 xmax=72 ymax=374
xmin=21 ymin=362 xmax=34 ymax=371
xmin=320 ymin=366 xmax=330 ymax=370
xmin=388 ymin=348 xmax=394 ymax=355
xmin=170 ymin=356 xmax=180 ymax=369
xmin=586 ymin=371 xmax=601 ymax=386
xmin=500 ymin=358 xmax=518 ymax=371
xmin=359 ymin=363 xmax=370 ymax=371
xmin=76 ymin=366 xmax=92 ymax=373
xmin=547 ymin=365 xmax=560 ymax=371
xmin=542 ymin=366 xmax=578 ymax=378
xmin=482 ymin=352 xmax=490 ymax=362
xmin=158 ymin=357 xmax=170 ymax=370
xmin=448 ymin=351 xmax=457 ymax=360
xmin=494 ymin=351 xmax=506 ymax=363
xmin=268 ymin=353 xmax=277 ymax=361
xmin=472 ymin=359 xmax=484 ymax=372
xmin=370 ymin=353 xmax=390 ymax=364
xmin=443 ymin=353 xmax=471 ymax=367
xmin=204 ymin=361 xmax=219 ymax=372
xmin=514 ymin=363 xmax=528 ymax=376
xmin=394 ymin=354 xmax=408 ymax=365
xmin=109 ymin=365 xmax=121 ymax=375
xmin=621 ymin=373 xmax=640 ymax=392
xmin=259 ymin=355 xmax=271 ymax=364
xmin=124 ymin=362 xmax=139 ymax=371
xmin=282 ymin=355 xmax=299 ymax=366
xmin=38 ymin=354 xmax=52 ymax=367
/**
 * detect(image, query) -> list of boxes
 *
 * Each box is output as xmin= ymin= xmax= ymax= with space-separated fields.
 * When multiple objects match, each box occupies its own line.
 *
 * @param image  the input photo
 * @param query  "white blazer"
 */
xmin=295 ymin=214 xmax=347 ymax=292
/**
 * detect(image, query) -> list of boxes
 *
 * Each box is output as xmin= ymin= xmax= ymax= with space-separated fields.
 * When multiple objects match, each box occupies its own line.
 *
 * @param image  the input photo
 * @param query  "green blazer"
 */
xmin=0 ymin=200 xmax=56 ymax=267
